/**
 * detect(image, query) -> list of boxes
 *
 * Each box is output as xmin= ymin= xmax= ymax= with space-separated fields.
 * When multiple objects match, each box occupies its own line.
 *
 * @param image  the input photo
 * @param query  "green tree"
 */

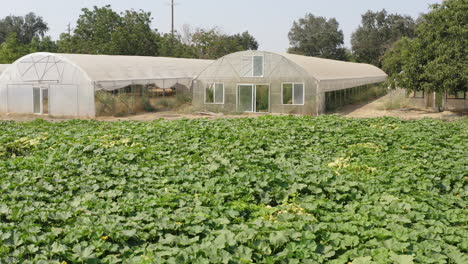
xmin=0 ymin=33 xmax=29 ymax=63
xmin=158 ymin=32 xmax=197 ymax=58
xmin=229 ymin=31 xmax=259 ymax=51
xmin=288 ymin=14 xmax=347 ymax=60
xmin=351 ymin=9 xmax=416 ymax=67
xmin=0 ymin=13 xmax=48 ymax=44
xmin=57 ymin=5 xmax=159 ymax=56
xmin=0 ymin=33 xmax=58 ymax=63
xmin=382 ymin=0 xmax=467 ymax=110
xmin=190 ymin=28 xmax=258 ymax=59
xmin=29 ymin=36 xmax=57 ymax=53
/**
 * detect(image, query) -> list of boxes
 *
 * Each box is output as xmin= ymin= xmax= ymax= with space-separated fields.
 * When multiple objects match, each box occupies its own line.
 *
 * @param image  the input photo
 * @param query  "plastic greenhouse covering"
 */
xmin=0 ymin=53 xmax=213 ymax=117
xmin=0 ymin=64 xmax=9 ymax=76
xmin=193 ymin=51 xmax=387 ymax=115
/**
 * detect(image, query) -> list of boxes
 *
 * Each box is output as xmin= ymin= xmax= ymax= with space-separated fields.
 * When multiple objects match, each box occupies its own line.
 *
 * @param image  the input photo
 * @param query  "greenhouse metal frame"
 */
xmin=193 ymin=51 xmax=388 ymax=115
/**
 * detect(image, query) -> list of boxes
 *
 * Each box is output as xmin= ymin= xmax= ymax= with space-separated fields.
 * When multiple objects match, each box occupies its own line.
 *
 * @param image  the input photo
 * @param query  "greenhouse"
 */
xmin=0 ymin=64 xmax=9 ymax=76
xmin=193 ymin=50 xmax=387 ymax=115
xmin=0 ymin=53 xmax=213 ymax=117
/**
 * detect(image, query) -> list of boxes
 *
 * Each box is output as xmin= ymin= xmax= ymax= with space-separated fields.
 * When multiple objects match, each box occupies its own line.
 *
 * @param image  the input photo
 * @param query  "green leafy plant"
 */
xmin=0 ymin=116 xmax=466 ymax=263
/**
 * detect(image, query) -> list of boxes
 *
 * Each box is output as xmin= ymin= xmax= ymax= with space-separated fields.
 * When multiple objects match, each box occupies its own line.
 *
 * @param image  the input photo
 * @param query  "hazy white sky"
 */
xmin=0 ymin=0 xmax=443 ymax=52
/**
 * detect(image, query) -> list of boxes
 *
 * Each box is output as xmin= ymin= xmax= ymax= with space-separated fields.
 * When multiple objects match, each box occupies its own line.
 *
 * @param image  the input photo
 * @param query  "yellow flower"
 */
xmin=101 ymin=235 xmax=109 ymax=240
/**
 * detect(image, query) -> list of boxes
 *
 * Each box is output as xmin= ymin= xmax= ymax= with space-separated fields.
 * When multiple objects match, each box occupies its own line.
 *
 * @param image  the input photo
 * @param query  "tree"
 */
xmin=288 ymin=14 xmax=347 ymax=60
xmin=0 ymin=33 xmax=29 ymax=63
xmin=158 ymin=32 xmax=197 ymax=58
xmin=188 ymin=27 xmax=259 ymax=59
xmin=57 ymin=5 xmax=159 ymax=56
xmin=0 ymin=13 xmax=48 ymax=44
xmin=382 ymin=0 xmax=467 ymax=110
xmin=381 ymin=37 xmax=412 ymax=89
xmin=29 ymin=36 xmax=57 ymax=53
xmin=0 ymin=33 xmax=58 ymax=63
xmin=351 ymin=9 xmax=416 ymax=67
xmin=230 ymin=31 xmax=259 ymax=51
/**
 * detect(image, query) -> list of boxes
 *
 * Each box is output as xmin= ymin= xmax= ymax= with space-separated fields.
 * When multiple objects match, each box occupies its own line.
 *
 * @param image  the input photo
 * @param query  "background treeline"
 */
xmin=0 ymin=4 xmax=418 ymax=65
xmin=0 ymin=5 xmax=258 ymax=63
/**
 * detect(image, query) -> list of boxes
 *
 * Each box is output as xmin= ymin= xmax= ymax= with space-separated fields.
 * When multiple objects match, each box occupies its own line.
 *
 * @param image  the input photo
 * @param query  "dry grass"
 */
xmin=378 ymin=90 xmax=411 ymax=110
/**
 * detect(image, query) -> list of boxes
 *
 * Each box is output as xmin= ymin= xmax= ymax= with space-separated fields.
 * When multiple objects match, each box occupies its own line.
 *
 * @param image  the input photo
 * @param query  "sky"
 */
xmin=0 ymin=0 xmax=444 ymax=52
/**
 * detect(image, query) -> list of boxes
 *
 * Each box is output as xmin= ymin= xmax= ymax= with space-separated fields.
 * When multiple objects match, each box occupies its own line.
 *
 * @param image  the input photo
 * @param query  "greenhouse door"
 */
xmin=33 ymin=86 xmax=49 ymax=114
xmin=255 ymin=85 xmax=269 ymax=113
xmin=237 ymin=84 xmax=270 ymax=113
xmin=238 ymin=85 xmax=254 ymax=112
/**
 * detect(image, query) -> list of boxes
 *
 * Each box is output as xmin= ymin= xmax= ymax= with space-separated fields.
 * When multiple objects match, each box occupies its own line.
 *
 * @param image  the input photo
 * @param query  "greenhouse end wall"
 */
xmin=193 ymin=51 xmax=319 ymax=115
xmin=193 ymin=78 xmax=317 ymax=115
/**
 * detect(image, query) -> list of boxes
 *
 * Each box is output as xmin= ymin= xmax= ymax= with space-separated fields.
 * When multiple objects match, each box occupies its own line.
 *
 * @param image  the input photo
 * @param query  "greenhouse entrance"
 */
xmin=33 ymin=86 xmax=49 ymax=115
xmin=237 ymin=84 xmax=270 ymax=113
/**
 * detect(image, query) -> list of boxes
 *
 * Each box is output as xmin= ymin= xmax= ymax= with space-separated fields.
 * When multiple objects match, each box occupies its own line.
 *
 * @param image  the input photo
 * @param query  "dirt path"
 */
xmin=335 ymin=93 xmax=464 ymax=120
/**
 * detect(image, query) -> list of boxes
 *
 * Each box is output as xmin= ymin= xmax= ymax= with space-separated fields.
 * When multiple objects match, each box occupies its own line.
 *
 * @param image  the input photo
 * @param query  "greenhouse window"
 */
xmin=205 ymin=83 xmax=224 ymax=104
xmin=282 ymin=83 xmax=304 ymax=105
xmin=242 ymin=56 xmax=264 ymax=77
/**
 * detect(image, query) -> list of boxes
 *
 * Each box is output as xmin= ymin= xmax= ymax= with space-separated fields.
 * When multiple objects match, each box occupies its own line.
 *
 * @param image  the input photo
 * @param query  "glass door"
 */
xmin=238 ymin=85 xmax=254 ymax=112
xmin=33 ymin=86 xmax=49 ymax=114
xmin=42 ymin=88 xmax=49 ymax=114
xmin=33 ymin=87 xmax=41 ymax=114
xmin=255 ymin=85 xmax=269 ymax=112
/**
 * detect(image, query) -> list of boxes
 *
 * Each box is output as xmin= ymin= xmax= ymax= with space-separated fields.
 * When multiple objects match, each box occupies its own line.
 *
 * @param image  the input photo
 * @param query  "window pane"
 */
xmin=293 ymin=84 xmax=304 ymax=104
xmin=253 ymin=56 xmax=263 ymax=77
xmin=214 ymin=83 xmax=224 ymax=104
xmin=282 ymin=83 xmax=293 ymax=104
xmin=238 ymin=85 xmax=253 ymax=112
xmin=33 ymin=87 xmax=41 ymax=113
xmin=205 ymin=84 xmax=214 ymax=103
xmin=42 ymin=89 xmax=49 ymax=114
xmin=242 ymin=56 xmax=253 ymax=77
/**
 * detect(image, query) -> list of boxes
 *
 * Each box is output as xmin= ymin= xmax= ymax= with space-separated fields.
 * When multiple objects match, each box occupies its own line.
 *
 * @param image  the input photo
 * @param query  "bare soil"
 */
xmin=0 ymin=93 xmax=465 ymax=122
xmin=335 ymin=93 xmax=465 ymax=120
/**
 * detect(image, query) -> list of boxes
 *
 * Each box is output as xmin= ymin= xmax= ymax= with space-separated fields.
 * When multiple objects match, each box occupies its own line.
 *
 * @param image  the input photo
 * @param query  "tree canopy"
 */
xmin=189 ymin=28 xmax=258 ymax=59
xmin=0 ymin=12 xmax=56 ymax=63
xmin=382 ymin=0 xmax=467 ymax=97
xmin=288 ymin=14 xmax=347 ymax=61
xmin=351 ymin=9 xmax=416 ymax=67
xmin=0 ymin=13 xmax=48 ymax=44
xmin=57 ymin=6 xmax=159 ymax=56
xmin=56 ymin=6 xmax=258 ymax=60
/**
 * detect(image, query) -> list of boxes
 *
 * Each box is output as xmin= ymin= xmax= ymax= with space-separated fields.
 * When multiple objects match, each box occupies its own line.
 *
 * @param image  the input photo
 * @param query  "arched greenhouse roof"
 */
xmin=5 ymin=53 xmax=214 ymax=91
xmin=57 ymin=53 xmax=214 ymax=82
xmin=280 ymin=53 xmax=387 ymax=81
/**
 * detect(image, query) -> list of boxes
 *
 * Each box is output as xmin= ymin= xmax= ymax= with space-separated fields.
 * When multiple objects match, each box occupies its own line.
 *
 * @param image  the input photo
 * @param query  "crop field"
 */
xmin=0 ymin=116 xmax=467 ymax=263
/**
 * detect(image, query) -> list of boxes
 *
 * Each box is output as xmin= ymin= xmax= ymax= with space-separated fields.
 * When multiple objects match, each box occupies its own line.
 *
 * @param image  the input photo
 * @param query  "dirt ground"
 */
xmin=336 ymin=93 xmax=465 ymax=120
xmin=0 ymin=93 xmax=465 ymax=122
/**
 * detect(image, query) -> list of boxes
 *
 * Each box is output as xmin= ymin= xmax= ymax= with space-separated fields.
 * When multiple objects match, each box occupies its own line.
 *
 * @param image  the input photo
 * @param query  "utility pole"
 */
xmin=67 ymin=23 xmax=72 ymax=40
xmin=171 ymin=0 xmax=175 ymax=37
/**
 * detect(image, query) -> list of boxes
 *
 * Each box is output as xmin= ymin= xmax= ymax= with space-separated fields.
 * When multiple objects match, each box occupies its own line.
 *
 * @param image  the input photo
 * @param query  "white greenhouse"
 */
xmin=0 ymin=53 xmax=213 ymax=117
xmin=193 ymin=51 xmax=388 ymax=115
xmin=0 ymin=64 xmax=9 ymax=76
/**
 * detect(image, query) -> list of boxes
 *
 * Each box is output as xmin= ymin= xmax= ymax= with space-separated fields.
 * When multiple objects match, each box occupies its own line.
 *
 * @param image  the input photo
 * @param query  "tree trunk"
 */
xmin=435 ymin=91 xmax=444 ymax=112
